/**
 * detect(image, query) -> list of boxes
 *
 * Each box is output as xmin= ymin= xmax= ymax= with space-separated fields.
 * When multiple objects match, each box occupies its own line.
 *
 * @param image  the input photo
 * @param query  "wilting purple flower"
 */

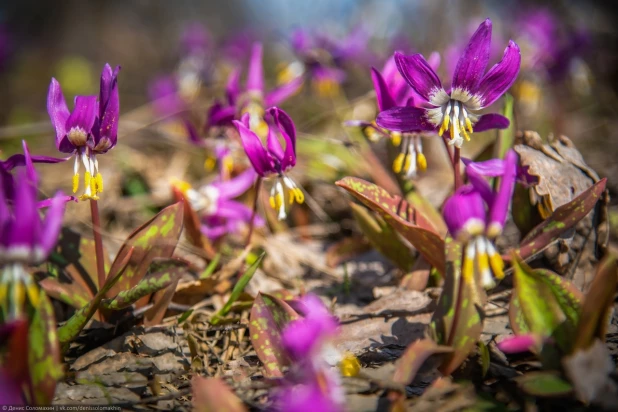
xmin=276 ymin=294 xmax=345 ymax=412
xmin=172 ymin=168 xmax=263 ymax=240
xmin=442 ymin=150 xmax=518 ymax=289
xmin=233 ymin=107 xmax=303 ymax=221
xmin=377 ymin=19 xmax=520 ymax=148
xmin=1 ymin=142 xmax=67 ymax=317
xmin=47 ymin=63 xmax=120 ymax=200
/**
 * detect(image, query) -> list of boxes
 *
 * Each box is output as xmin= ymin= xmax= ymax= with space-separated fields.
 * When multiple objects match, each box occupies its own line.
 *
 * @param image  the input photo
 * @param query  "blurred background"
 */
xmin=1 ymin=0 xmax=617 ymax=244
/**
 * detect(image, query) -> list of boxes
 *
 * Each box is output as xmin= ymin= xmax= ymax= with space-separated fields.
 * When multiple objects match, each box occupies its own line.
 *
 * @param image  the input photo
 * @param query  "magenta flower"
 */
xmin=442 ymin=150 xmax=518 ymax=289
xmin=377 ymin=19 xmax=520 ymax=148
xmin=497 ymin=334 xmax=546 ymax=354
xmin=47 ymin=63 xmax=120 ymax=200
xmin=233 ymin=107 xmax=303 ymax=221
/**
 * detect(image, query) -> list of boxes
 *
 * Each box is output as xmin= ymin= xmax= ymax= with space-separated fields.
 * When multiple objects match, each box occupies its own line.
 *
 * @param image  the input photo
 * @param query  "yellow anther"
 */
xmin=0 ymin=284 xmax=7 ymax=308
xmin=450 ymin=120 xmax=457 ymax=140
xmin=90 ymin=173 xmax=97 ymax=195
xmin=84 ymin=172 xmax=92 ymax=192
xmin=403 ymin=153 xmax=412 ymax=173
xmin=462 ymin=251 xmax=475 ymax=284
xmin=95 ymin=173 xmax=104 ymax=193
xmin=269 ymin=196 xmax=276 ymax=209
xmin=171 ymin=178 xmax=192 ymax=195
xmin=223 ymin=156 xmax=234 ymax=174
xmin=26 ymin=282 xmax=40 ymax=309
xmin=391 ymin=132 xmax=402 ymax=147
xmin=461 ymin=123 xmax=471 ymax=142
xmin=270 ymin=192 xmax=284 ymax=210
xmin=72 ymin=173 xmax=80 ymax=194
xmin=204 ymin=157 xmax=216 ymax=171
xmin=416 ymin=152 xmax=427 ymax=172
xmin=294 ymin=188 xmax=305 ymax=204
xmin=339 ymin=353 xmax=361 ymax=377
xmin=277 ymin=65 xmax=295 ymax=85
xmin=465 ymin=117 xmax=473 ymax=134
xmin=288 ymin=189 xmax=295 ymax=204
xmin=392 ymin=153 xmax=405 ymax=174
xmin=255 ymin=119 xmax=269 ymax=139
xmin=489 ymin=253 xmax=505 ymax=280
xmin=478 ymin=250 xmax=490 ymax=275
xmin=439 ymin=115 xmax=450 ymax=136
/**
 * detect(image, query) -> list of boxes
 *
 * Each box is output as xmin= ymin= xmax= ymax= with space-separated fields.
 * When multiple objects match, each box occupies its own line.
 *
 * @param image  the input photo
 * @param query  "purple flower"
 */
xmin=497 ymin=334 xmax=545 ymax=354
xmin=148 ymin=75 xmax=185 ymax=118
xmin=47 ymin=63 xmax=120 ymax=200
xmin=172 ymin=168 xmax=263 ymax=240
xmin=377 ymin=19 xmax=520 ymax=148
xmin=442 ymin=150 xmax=518 ymax=288
xmin=233 ymin=107 xmax=303 ymax=221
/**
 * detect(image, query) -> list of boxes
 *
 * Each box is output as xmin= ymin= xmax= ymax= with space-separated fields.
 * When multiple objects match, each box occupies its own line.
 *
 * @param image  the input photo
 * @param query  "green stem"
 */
xmin=453 ymin=147 xmax=463 ymax=190
xmin=245 ymin=177 xmax=262 ymax=247
xmin=90 ymin=199 xmax=106 ymax=289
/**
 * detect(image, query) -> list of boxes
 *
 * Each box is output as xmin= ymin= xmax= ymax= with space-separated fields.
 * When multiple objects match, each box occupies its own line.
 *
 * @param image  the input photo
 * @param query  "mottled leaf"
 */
xmin=27 ymin=290 xmax=63 ymax=405
xmin=106 ymin=202 xmax=184 ymax=301
xmin=405 ymin=191 xmax=448 ymax=236
xmin=325 ymin=236 xmax=372 ymax=268
xmin=210 ymin=253 xmax=264 ymax=325
xmin=515 ymin=371 xmax=573 ymax=397
xmin=429 ymin=238 xmax=485 ymax=375
xmin=516 ymin=179 xmax=607 ymax=260
xmin=572 ymin=254 xmax=618 ymax=351
xmin=249 ymin=292 xmax=299 ymax=377
xmin=350 ymin=203 xmax=415 ymax=271
xmin=336 ymin=177 xmax=445 ymax=274
xmin=392 ymin=338 xmax=452 ymax=385
xmin=509 ymin=255 xmax=582 ymax=352
xmin=192 ymin=376 xmax=247 ymax=412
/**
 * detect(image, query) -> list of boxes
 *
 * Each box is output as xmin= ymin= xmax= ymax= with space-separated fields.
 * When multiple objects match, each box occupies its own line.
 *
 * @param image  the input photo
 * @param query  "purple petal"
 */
xmin=266 ymin=125 xmax=285 ymax=162
xmin=452 ymin=19 xmax=492 ymax=93
xmin=488 ymin=150 xmax=517 ymax=235
xmin=394 ymin=52 xmax=443 ymax=103
xmin=376 ymin=107 xmax=436 ymax=132
xmin=281 ymin=319 xmax=322 ymax=360
xmin=37 ymin=195 xmax=76 ymax=209
xmin=467 ymin=168 xmax=494 ymax=205
xmin=233 ymin=120 xmax=273 ymax=177
xmin=265 ymin=76 xmax=303 ymax=107
xmin=1 ymin=153 xmax=68 ymax=171
xmin=99 ymin=64 xmax=113 ymax=111
xmin=8 ymin=171 xmax=39 ymax=248
xmin=427 ymin=51 xmax=441 ymax=71
xmin=213 ymin=168 xmax=257 ymax=199
xmin=371 ymin=67 xmax=396 ymax=112
xmin=21 ymin=140 xmax=37 ymax=186
xmin=301 ymin=294 xmax=338 ymax=335
xmin=497 ymin=334 xmax=540 ymax=354
xmin=474 ymin=40 xmax=521 ymax=108
xmin=213 ymin=199 xmax=255 ymax=221
xmin=47 ymin=78 xmax=70 ymax=150
xmin=39 ymin=191 xmax=67 ymax=258
xmin=206 ymin=102 xmax=236 ymax=130
xmin=226 ymin=68 xmax=241 ymax=105
xmin=66 ymin=95 xmax=98 ymax=135
xmin=94 ymin=65 xmax=120 ymax=152
xmin=442 ymin=185 xmax=487 ymax=239
xmin=246 ymin=42 xmax=264 ymax=93
xmin=201 ymin=221 xmax=228 ymax=240
xmin=185 ymin=120 xmax=204 ymax=146
xmin=268 ymin=107 xmax=297 ymax=170
xmin=472 ymin=113 xmax=509 ymax=132
xmin=463 ymin=158 xmax=505 ymax=177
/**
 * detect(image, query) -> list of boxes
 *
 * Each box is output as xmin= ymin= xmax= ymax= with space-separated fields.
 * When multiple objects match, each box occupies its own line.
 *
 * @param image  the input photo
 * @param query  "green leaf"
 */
xmin=192 ymin=376 xmax=247 ymax=412
xmin=210 ymin=253 xmax=264 ymax=325
xmin=350 ymin=203 xmax=415 ymax=271
xmin=100 ymin=258 xmax=186 ymax=310
xmin=177 ymin=309 xmax=193 ymax=324
xmin=392 ymin=338 xmax=452 ymax=385
xmin=405 ymin=191 xmax=448 ymax=236
xmin=28 ymin=290 xmax=63 ymax=405
xmin=495 ymin=93 xmax=515 ymax=159
xmin=200 ymin=254 xmax=221 ymax=279
xmin=429 ymin=238 xmax=485 ymax=375
xmin=105 ymin=202 xmax=184 ymax=301
xmin=572 ymin=254 xmax=618 ymax=351
xmin=515 ymin=372 xmax=573 ymax=397
xmin=248 ymin=292 xmax=299 ymax=377
xmin=336 ymin=177 xmax=446 ymax=275
xmin=516 ymin=178 xmax=607 ymax=260
xmin=509 ymin=255 xmax=582 ymax=352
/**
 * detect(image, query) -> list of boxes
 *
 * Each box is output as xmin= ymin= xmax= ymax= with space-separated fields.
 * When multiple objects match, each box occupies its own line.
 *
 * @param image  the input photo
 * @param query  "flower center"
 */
xmin=67 ymin=127 xmax=89 ymax=147
xmin=72 ymin=148 xmax=103 ymax=200
xmin=437 ymin=100 xmax=476 ymax=148
xmin=269 ymin=176 xmax=304 ymax=221
xmin=0 ymin=263 xmax=40 ymax=319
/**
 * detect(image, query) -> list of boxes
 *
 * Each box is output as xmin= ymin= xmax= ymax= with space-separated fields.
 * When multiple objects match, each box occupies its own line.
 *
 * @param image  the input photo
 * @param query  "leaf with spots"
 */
xmin=336 ymin=177 xmax=445 ymax=275
xmin=192 ymin=376 xmax=247 ymax=412
xmin=100 ymin=258 xmax=186 ymax=310
xmin=429 ymin=238 xmax=485 ymax=375
xmin=509 ymin=254 xmax=583 ymax=353
xmin=572 ymin=254 xmax=618 ymax=352
xmin=106 ymin=201 xmax=184 ymax=302
xmin=515 ymin=371 xmax=573 ymax=397
xmin=210 ymin=253 xmax=265 ymax=325
xmin=27 ymin=289 xmax=63 ymax=405
xmin=249 ymin=292 xmax=299 ymax=377
xmin=516 ymin=178 xmax=607 ymax=260
xmin=393 ymin=338 xmax=452 ymax=385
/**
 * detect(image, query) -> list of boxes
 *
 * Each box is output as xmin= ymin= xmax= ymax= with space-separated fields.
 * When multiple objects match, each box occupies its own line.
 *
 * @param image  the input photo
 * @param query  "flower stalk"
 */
xmin=245 ymin=177 xmax=262 ymax=247
xmin=89 ymin=199 xmax=106 ymax=289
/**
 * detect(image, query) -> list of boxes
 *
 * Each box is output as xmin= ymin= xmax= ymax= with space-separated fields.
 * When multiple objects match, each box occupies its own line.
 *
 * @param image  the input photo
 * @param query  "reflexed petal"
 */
xmin=94 ymin=65 xmax=120 ymax=151
xmin=206 ymin=102 xmax=236 ymax=129
xmin=213 ymin=168 xmax=257 ymax=199
xmin=39 ymin=191 xmax=67 ymax=259
xmin=233 ymin=120 xmax=273 ymax=177
xmin=462 ymin=158 xmax=505 ymax=177
xmin=472 ymin=113 xmax=509 ymax=132
xmin=474 ymin=40 xmax=521 ymax=108
xmin=376 ymin=107 xmax=436 ymax=132
xmin=371 ymin=67 xmax=396 ymax=111
xmin=246 ymin=42 xmax=264 ymax=93
xmin=200 ymin=221 xmax=228 ymax=239
xmin=21 ymin=141 xmax=37 ymax=186
xmin=467 ymin=168 xmax=494 ymax=205
xmin=265 ymin=76 xmax=303 ymax=106
xmin=497 ymin=334 xmax=540 ymax=354
xmin=184 ymin=120 xmax=203 ymax=146
xmin=394 ymin=52 xmax=443 ymax=102
xmin=214 ymin=199 xmax=254 ymax=221
xmin=99 ymin=64 xmax=113 ymax=109
xmin=442 ymin=185 xmax=486 ymax=238
xmin=452 ymin=19 xmax=492 ymax=92
xmin=66 ymin=95 xmax=98 ymax=135
xmin=36 ymin=195 xmax=76 ymax=209
xmin=488 ymin=149 xmax=517 ymax=234
xmin=226 ymin=68 xmax=241 ymax=105
xmin=9 ymin=171 xmax=39 ymax=248
xmin=268 ymin=107 xmax=297 ymax=170
xmin=281 ymin=319 xmax=322 ymax=360
xmin=1 ymin=153 xmax=68 ymax=171
xmin=266 ymin=126 xmax=285 ymax=162
xmin=300 ymin=294 xmax=338 ymax=335
xmin=427 ymin=51 xmax=441 ymax=71
xmin=47 ymin=78 xmax=71 ymax=150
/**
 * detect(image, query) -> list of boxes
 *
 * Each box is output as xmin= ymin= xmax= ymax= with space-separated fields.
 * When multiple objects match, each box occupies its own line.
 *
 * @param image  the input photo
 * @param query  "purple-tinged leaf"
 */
xmin=515 ymin=371 xmax=573 ymax=397
xmin=572 ymin=254 xmax=618 ymax=351
xmin=172 ymin=186 xmax=216 ymax=259
xmin=515 ymin=178 xmax=607 ymax=260
xmin=249 ymin=292 xmax=299 ymax=378
xmin=336 ymin=177 xmax=445 ymax=275
xmin=405 ymin=191 xmax=448 ymax=236
xmin=27 ymin=290 xmax=63 ymax=405
xmin=192 ymin=376 xmax=247 ymax=412
xmin=393 ymin=338 xmax=452 ymax=385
